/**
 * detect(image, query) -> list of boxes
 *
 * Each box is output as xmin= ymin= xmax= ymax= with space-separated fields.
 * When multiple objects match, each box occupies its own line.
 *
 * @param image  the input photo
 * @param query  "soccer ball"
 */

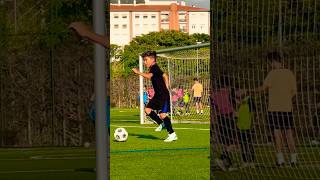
xmin=114 ymin=128 xmax=128 ymax=142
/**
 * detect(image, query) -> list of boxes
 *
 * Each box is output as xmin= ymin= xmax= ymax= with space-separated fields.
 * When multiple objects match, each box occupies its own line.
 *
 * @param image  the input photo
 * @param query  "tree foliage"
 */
xmin=120 ymin=30 xmax=209 ymax=76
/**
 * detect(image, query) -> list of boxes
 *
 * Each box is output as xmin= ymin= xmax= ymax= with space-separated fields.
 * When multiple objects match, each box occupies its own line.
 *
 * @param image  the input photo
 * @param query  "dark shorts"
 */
xmin=194 ymin=97 xmax=201 ymax=103
xmin=267 ymin=111 xmax=294 ymax=130
xmin=216 ymin=114 xmax=237 ymax=145
xmin=147 ymin=96 xmax=170 ymax=113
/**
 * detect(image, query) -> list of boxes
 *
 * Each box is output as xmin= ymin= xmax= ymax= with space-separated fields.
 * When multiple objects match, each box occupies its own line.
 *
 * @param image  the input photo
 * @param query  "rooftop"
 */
xmin=110 ymin=4 xmax=209 ymax=12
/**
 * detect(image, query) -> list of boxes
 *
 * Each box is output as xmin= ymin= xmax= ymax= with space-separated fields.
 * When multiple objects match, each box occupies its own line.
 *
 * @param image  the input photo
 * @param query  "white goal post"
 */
xmin=139 ymin=43 xmax=210 ymax=124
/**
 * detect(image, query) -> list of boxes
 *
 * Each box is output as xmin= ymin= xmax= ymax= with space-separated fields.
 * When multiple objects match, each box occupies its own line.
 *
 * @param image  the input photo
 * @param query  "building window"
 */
xmin=135 ymin=15 xmax=140 ymax=18
xmin=114 ymin=14 xmax=119 ymax=18
xmin=192 ymin=25 xmax=196 ymax=29
xmin=122 ymin=24 xmax=127 ymax=29
xmin=122 ymin=15 xmax=127 ymax=18
xmin=179 ymin=13 xmax=186 ymax=22
xmin=179 ymin=24 xmax=187 ymax=32
xmin=161 ymin=13 xmax=169 ymax=22
xmin=143 ymin=15 xmax=148 ymax=19
xmin=114 ymin=24 xmax=119 ymax=29
xmin=151 ymin=15 xmax=156 ymax=19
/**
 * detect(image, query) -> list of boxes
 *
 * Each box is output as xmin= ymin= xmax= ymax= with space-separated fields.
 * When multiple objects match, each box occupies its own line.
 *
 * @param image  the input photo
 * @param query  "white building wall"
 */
xmin=110 ymin=9 xmax=210 ymax=45
xmin=110 ymin=11 xmax=131 ymax=45
xmin=132 ymin=12 xmax=159 ymax=38
xmin=188 ymin=11 xmax=210 ymax=35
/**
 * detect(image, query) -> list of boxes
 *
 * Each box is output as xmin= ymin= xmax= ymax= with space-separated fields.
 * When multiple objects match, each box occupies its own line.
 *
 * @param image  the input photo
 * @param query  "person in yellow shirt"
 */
xmin=252 ymin=52 xmax=297 ymax=167
xmin=191 ymin=78 xmax=203 ymax=114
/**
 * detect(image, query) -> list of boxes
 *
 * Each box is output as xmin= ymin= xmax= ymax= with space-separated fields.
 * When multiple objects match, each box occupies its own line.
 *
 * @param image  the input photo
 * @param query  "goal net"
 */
xmin=211 ymin=0 xmax=320 ymax=179
xmin=139 ymin=43 xmax=210 ymax=124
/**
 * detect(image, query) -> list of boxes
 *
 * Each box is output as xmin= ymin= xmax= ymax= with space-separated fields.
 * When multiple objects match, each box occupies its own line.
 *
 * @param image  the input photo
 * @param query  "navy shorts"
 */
xmin=147 ymin=96 xmax=170 ymax=113
xmin=194 ymin=97 xmax=201 ymax=103
xmin=267 ymin=112 xmax=294 ymax=130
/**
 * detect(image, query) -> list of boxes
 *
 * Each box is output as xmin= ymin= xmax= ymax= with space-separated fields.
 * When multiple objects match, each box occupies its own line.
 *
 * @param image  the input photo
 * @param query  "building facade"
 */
xmin=110 ymin=0 xmax=209 ymax=45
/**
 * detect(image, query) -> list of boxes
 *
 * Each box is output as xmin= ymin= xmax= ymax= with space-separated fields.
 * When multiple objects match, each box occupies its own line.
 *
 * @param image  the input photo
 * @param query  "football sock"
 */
xmin=163 ymin=116 xmax=174 ymax=134
xmin=148 ymin=111 xmax=163 ymax=125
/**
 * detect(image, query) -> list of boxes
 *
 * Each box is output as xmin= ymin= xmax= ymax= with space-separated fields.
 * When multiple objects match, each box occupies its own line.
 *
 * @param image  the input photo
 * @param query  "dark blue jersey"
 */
xmin=149 ymin=64 xmax=169 ymax=98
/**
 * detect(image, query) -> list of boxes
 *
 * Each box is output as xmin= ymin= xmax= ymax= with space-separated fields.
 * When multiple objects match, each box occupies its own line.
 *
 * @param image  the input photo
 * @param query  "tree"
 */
xmin=110 ymin=44 xmax=122 ymax=62
xmin=121 ymin=30 xmax=202 ymax=76
xmin=191 ymin=33 xmax=210 ymax=43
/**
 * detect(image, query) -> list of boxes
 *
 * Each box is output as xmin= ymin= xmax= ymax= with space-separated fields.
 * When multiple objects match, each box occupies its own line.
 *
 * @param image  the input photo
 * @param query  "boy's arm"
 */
xmin=132 ymin=68 xmax=153 ymax=79
xmin=163 ymin=73 xmax=170 ymax=89
xmin=69 ymin=22 xmax=108 ymax=48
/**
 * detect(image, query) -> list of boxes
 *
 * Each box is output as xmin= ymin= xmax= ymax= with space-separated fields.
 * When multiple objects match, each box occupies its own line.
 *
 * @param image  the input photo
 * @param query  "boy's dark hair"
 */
xmin=142 ymin=51 xmax=157 ymax=61
xmin=194 ymin=78 xmax=198 ymax=81
xmin=267 ymin=51 xmax=282 ymax=63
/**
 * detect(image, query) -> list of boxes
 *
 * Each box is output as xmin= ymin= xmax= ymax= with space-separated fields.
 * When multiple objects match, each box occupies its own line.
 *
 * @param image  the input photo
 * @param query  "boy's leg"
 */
xmin=196 ymin=102 xmax=199 ymax=114
xmin=160 ymin=113 xmax=177 ymax=142
xmin=239 ymin=131 xmax=248 ymax=163
xmin=145 ymin=108 xmax=163 ymax=125
xmin=248 ymin=130 xmax=255 ymax=162
xmin=285 ymin=112 xmax=297 ymax=164
xmin=186 ymin=103 xmax=190 ymax=113
xmin=285 ymin=129 xmax=297 ymax=164
xmin=274 ymin=129 xmax=285 ymax=165
xmin=160 ymin=113 xmax=174 ymax=134
xmin=270 ymin=112 xmax=285 ymax=166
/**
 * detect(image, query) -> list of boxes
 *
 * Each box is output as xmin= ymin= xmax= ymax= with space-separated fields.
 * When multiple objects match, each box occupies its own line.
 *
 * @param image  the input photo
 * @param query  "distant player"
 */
xmin=192 ymin=78 xmax=204 ymax=114
xmin=211 ymin=76 xmax=237 ymax=171
xmin=252 ymin=52 xmax=297 ymax=166
xmin=132 ymin=51 xmax=177 ymax=142
xmin=183 ymin=89 xmax=190 ymax=115
xmin=236 ymin=91 xmax=256 ymax=168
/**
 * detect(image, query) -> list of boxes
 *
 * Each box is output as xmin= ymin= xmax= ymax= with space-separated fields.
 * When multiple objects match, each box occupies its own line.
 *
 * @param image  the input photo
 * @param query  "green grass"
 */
xmin=0 ymin=108 xmax=210 ymax=180
xmin=110 ymin=108 xmax=210 ymax=179
xmin=212 ymin=145 xmax=320 ymax=180
xmin=0 ymin=147 xmax=96 ymax=180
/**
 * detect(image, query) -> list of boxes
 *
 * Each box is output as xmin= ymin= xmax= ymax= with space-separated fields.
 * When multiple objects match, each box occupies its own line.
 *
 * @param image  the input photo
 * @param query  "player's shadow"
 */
xmin=129 ymin=133 xmax=161 ymax=140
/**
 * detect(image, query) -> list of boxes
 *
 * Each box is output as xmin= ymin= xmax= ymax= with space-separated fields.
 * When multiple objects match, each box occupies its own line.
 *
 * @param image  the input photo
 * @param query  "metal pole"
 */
xmin=93 ymin=0 xmax=107 ymax=180
xmin=139 ymin=56 xmax=144 ymax=124
xmin=167 ymin=58 xmax=173 ymax=121
xmin=196 ymin=42 xmax=201 ymax=78
xmin=196 ymin=48 xmax=199 ymax=77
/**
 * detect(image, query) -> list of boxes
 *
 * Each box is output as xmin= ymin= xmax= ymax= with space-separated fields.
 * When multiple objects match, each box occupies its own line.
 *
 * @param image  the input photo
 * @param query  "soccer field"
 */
xmin=0 ymin=108 xmax=210 ymax=180
xmin=212 ymin=144 xmax=320 ymax=180
xmin=110 ymin=108 xmax=210 ymax=179
xmin=0 ymin=147 xmax=96 ymax=180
